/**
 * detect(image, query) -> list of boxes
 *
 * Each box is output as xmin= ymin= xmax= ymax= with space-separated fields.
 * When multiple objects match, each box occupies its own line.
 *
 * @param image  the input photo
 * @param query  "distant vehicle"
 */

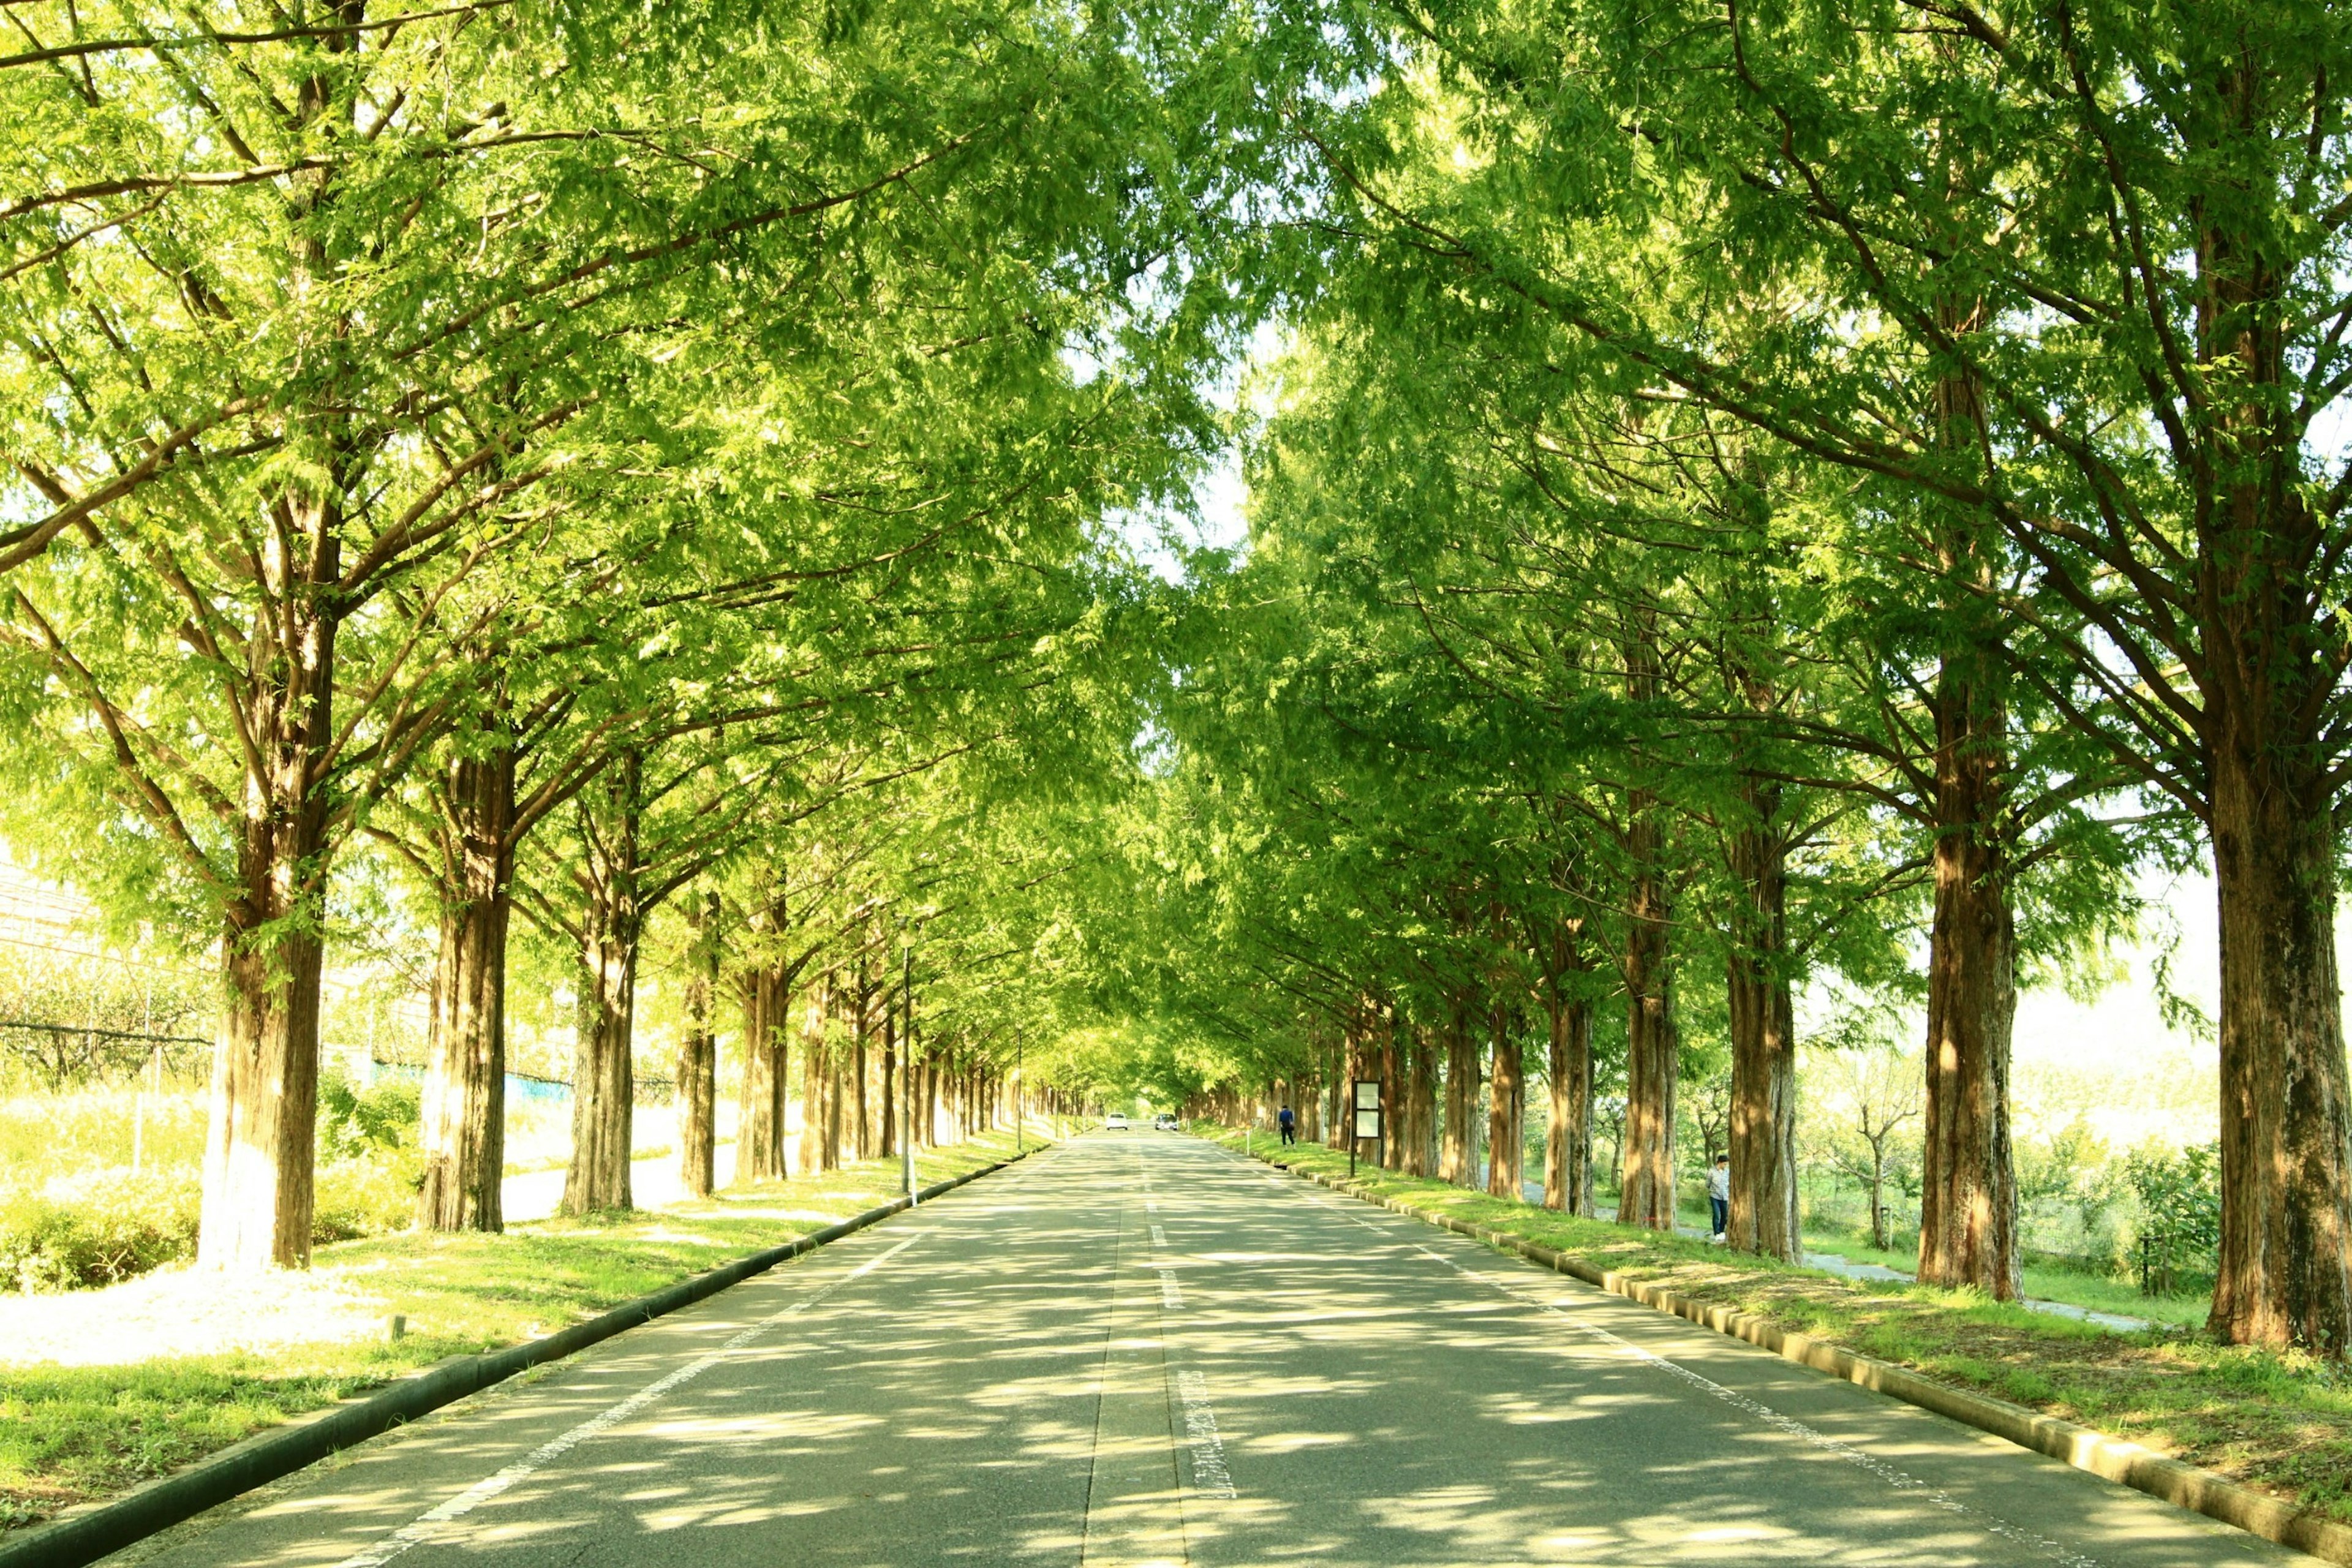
xmin=1154 ymin=1114 xmax=1178 ymax=1131
xmin=1104 ymin=1112 xmax=1130 ymax=1131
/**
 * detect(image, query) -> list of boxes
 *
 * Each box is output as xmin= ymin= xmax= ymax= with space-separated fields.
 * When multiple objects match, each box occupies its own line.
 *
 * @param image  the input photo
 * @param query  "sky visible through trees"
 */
xmin=2 ymin=0 xmax=2350 ymax=1363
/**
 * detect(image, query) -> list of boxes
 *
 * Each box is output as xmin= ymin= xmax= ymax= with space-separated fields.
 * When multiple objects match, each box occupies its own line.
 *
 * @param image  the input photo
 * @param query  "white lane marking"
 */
xmin=328 ymin=1234 xmax=921 ymax=1568
xmin=1174 ymin=1370 xmax=1236 ymax=1499
xmin=1158 ymin=1268 xmax=1183 ymax=1309
xmin=1262 ymin=1163 xmax=2104 ymax=1568
xmin=1149 ymin=1224 xmax=1168 ymax=1247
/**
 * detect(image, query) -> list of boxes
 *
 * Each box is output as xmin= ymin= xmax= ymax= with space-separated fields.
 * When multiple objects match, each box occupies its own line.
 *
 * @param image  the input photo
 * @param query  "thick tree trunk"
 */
xmin=415 ymin=741 xmax=514 ymax=1234
xmin=797 ymin=978 xmax=828 ymax=1175
xmin=1914 ymin=663 xmax=2019 ymax=1297
xmin=2187 ymin=181 xmax=2352 ymax=1352
xmin=1379 ymin=1011 xmax=1403 ymax=1171
xmin=562 ymin=753 xmax=642 ymax=1216
xmin=1618 ymin=809 xmax=1678 ymax=1231
xmin=203 ymin=922 xmax=326 ymax=1269
xmin=198 ymin=507 xmax=341 ymax=1271
xmin=1404 ymin=1027 xmax=1436 ymax=1177
xmin=675 ymin=891 xmax=719 ymax=1200
xmin=737 ymin=970 xmax=787 ymax=1183
xmin=1440 ymin=997 xmax=1478 ymax=1188
xmin=1543 ymin=992 xmax=1593 ymax=1215
xmin=1486 ymin=1000 xmax=1525 ymax=1200
xmin=2208 ymin=722 xmax=2352 ymax=1352
xmin=1725 ymin=805 xmax=1799 ymax=1261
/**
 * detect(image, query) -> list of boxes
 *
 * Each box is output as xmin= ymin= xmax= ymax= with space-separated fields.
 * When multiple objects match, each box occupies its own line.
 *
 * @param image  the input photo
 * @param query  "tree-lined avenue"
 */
xmin=124 ymin=1135 xmax=2315 ymax=1567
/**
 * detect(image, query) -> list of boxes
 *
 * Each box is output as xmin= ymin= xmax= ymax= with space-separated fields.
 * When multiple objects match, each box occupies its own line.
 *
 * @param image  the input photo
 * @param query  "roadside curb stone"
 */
xmin=0 ymin=1148 xmax=1036 ymax=1568
xmin=1245 ymin=1144 xmax=2352 ymax=1567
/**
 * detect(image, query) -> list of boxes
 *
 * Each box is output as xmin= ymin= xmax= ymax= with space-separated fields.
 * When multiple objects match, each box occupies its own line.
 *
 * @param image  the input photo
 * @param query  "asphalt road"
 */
xmin=124 ymin=1134 xmax=2318 ymax=1567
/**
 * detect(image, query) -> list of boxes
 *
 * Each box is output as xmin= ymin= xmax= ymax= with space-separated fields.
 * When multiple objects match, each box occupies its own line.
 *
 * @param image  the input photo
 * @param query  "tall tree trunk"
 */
xmin=1440 ymin=996 xmax=1478 ymax=1187
xmin=1403 ymin=1027 xmax=1434 ymax=1177
xmin=797 ymin=976 xmax=829 ymax=1175
xmin=1543 ymin=991 xmax=1593 ymax=1215
xmin=1618 ymin=806 xmax=1678 ymax=1230
xmin=736 ymin=884 xmax=790 ymax=1184
xmin=415 ymin=736 xmax=514 ymax=1234
xmin=737 ymin=970 xmax=786 ymax=1183
xmin=2206 ymin=624 xmax=2352 ymax=1352
xmin=198 ymin=500 xmax=341 ymax=1271
xmin=1913 ymin=662 xmax=2019 ymax=1297
xmin=1486 ymin=1000 xmax=1525 ymax=1200
xmin=562 ymin=752 xmax=642 ymax=1216
xmin=675 ymin=889 xmax=719 ymax=1200
xmin=1725 ymin=799 xmax=1799 ymax=1261
xmin=1379 ymin=1008 xmax=1403 ymax=1171
xmin=2190 ymin=167 xmax=2352 ymax=1352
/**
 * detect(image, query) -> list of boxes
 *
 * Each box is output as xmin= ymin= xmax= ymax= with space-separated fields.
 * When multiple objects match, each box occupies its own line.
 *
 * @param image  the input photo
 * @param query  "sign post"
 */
xmin=1351 ymin=1079 xmax=1383 ymax=1178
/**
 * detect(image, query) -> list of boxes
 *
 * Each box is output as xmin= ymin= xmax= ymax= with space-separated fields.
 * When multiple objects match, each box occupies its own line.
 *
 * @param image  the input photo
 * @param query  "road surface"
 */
xmin=129 ymin=1134 xmax=2315 ymax=1567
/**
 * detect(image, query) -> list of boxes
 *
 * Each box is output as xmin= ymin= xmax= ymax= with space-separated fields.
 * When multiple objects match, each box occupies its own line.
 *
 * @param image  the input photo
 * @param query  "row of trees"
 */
xmin=1084 ymin=0 xmax=2352 ymax=1357
xmin=0 ymin=0 xmax=1251 ymax=1266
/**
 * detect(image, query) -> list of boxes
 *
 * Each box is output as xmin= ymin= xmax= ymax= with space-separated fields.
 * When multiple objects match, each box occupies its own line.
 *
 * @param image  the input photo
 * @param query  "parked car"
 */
xmin=1154 ymin=1114 xmax=1178 ymax=1131
xmin=1104 ymin=1112 xmax=1129 ymax=1131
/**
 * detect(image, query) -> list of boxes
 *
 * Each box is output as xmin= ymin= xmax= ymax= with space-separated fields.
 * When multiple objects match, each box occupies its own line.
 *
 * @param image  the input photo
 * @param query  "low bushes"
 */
xmin=0 ymin=1173 xmax=201 ymax=1293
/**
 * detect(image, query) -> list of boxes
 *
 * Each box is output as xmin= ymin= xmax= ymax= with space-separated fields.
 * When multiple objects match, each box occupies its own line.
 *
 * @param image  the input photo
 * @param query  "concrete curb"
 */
xmin=1245 ymin=1146 xmax=2352 ymax=1567
xmin=1 ymin=1148 xmax=1036 ymax=1568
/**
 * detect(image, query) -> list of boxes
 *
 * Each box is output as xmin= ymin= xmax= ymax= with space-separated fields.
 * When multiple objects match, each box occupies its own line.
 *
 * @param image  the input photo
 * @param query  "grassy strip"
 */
xmin=1206 ymin=1126 xmax=2352 ymax=1523
xmin=0 ymin=1129 xmax=1039 ymax=1535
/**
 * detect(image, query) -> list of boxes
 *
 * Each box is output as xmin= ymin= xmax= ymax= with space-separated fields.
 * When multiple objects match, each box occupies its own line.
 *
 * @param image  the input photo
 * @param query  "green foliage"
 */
xmin=0 ymin=1174 xmax=200 ymax=1293
xmin=2124 ymin=1143 xmax=2222 ymax=1295
xmin=315 ymin=1071 xmax=421 ymax=1162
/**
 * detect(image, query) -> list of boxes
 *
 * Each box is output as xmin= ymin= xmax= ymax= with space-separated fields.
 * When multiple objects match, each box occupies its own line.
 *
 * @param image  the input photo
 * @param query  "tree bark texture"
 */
xmin=197 ymin=494 xmax=343 ymax=1270
xmin=1485 ymin=1000 xmax=1525 ymax=1200
xmin=1441 ymin=997 xmax=1479 ymax=1188
xmin=1618 ymin=802 xmax=1678 ymax=1230
xmin=1378 ymin=1011 xmax=1403 ymax=1171
xmin=562 ymin=752 xmax=642 ymax=1216
xmin=1543 ymin=992 xmax=1594 ymax=1215
xmin=675 ymin=891 xmax=719 ymax=1200
xmin=1725 ymin=799 xmax=1799 ymax=1261
xmin=1914 ymin=662 xmax=2020 ymax=1298
xmin=415 ymin=737 xmax=515 ymax=1234
xmin=2188 ymin=156 xmax=2352 ymax=1352
xmin=738 ymin=968 xmax=788 ymax=1183
xmin=1404 ymin=1027 xmax=1436 ymax=1177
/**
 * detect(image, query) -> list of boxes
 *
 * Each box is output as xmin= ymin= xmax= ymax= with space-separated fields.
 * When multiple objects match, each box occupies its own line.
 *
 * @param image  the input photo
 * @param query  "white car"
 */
xmin=1154 ymin=1114 xmax=1178 ymax=1131
xmin=1104 ymin=1112 xmax=1129 ymax=1131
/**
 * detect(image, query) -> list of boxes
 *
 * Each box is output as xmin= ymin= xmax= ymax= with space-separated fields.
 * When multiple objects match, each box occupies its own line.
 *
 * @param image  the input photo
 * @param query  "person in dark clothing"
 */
xmin=1278 ymin=1106 xmax=1297 ymax=1145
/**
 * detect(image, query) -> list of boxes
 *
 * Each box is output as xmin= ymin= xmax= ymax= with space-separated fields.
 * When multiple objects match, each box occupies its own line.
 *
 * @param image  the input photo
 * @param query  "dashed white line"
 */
xmin=1174 ymin=1370 xmax=1236 ymax=1499
xmin=326 ymin=1234 xmax=921 ymax=1568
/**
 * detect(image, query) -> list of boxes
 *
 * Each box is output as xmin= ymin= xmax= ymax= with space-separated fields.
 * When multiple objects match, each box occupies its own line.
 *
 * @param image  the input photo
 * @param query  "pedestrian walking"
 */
xmin=1708 ymin=1153 xmax=1730 ymax=1240
xmin=1278 ymin=1105 xmax=1297 ymax=1145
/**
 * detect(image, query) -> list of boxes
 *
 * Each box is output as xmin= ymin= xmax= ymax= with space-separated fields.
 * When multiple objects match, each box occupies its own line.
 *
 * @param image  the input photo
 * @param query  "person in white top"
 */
xmin=1708 ymin=1153 xmax=1730 ymax=1240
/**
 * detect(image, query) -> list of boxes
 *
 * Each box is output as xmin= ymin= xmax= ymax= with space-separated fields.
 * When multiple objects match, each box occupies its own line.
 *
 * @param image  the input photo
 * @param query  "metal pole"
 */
xmin=1016 ymin=1030 xmax=1025 ymax=1154
xmin=902 ymin=941 xmax=916 ymax=1205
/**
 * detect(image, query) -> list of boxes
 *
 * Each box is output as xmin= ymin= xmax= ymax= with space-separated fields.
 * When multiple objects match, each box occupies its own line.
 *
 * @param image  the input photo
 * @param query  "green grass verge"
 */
xmin=0 ymin=1129 xmax=1039 ymax=1536
xmin=1202 ymin=1125 xmax=2352 ymax=1525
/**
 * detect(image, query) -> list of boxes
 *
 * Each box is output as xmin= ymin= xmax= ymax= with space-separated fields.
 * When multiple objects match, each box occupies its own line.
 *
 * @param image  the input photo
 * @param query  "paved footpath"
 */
xmin=123 ymin=1135 xmax=2317 ymax=1567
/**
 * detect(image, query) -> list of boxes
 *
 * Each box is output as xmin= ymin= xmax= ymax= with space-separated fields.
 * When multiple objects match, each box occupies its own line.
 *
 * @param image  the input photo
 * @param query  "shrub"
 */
xmin=318 ymin=1068 xmax=421 ymax=1159
xmin=0 ymin=1171 xmax=201 ymax=1292
xmin=314 ymin=1150 xmax=421 ymax=1243
xmin=2122 ymin=1141 xmax=2220 ymax=1295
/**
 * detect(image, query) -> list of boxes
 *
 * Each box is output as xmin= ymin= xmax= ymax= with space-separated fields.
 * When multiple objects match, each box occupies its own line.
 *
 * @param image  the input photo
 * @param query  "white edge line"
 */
xmin=326 ymin=1234 xmax=921 ymax=1568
